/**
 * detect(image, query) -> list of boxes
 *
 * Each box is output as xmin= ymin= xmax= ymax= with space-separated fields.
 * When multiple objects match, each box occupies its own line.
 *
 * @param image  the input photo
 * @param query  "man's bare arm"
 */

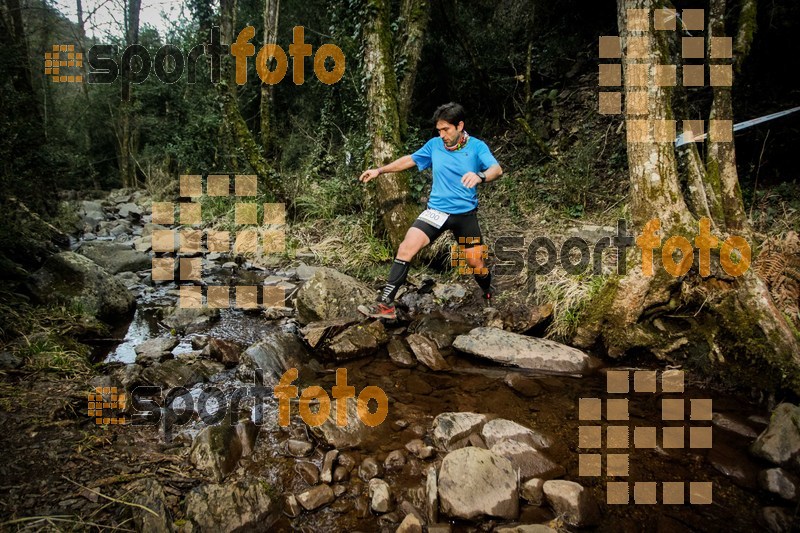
xmin=359 ymin=155 xmax=416 ymax=183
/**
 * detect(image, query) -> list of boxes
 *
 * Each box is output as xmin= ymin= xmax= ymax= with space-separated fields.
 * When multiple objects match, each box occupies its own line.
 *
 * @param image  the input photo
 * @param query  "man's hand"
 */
xmin=461 ymin=172 xmax=482 ymax=189
xmin=359 ymin=168 xmax=381 ymax=183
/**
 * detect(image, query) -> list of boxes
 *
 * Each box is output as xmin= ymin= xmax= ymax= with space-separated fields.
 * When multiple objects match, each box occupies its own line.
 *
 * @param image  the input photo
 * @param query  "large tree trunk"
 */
xmin=396 ymin=0 xmax=429 ymax=134
xmin=217 ymin=0 xmax=278 ymax=197
xmin=706 ymin=0 xmax=750 ymax=236
xmin=363 ymin=0 xmax=418 ymax=249
xmin=577 ymin=0 xmax=800 ymax=393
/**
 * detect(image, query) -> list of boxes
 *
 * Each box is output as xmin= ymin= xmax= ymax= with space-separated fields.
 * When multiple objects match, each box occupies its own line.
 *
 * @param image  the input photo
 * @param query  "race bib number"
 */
xmin=417 ymin=209 xmax=449 ymax=229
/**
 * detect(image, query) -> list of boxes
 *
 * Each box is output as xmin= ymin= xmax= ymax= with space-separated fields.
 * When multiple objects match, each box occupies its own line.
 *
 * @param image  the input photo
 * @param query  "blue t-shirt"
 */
xmin=410 ymin=136 xmax=499 ymax=214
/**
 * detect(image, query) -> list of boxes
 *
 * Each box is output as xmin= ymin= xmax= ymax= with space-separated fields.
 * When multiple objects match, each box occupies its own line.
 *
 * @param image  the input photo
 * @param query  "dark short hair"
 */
xmin=432 ymin=102 xmax=466 ymax=126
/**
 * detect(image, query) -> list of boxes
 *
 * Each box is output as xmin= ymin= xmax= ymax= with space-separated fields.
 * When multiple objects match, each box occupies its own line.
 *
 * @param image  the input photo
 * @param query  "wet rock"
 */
xmin=283 ymin=493 xmax=302 ymax=517
xmin=405 ymin=439 xmax=435 ymax=460
xmin=309 ymin=398 xmax=374 ymax=450
xmin=142 ymin=359 xmax=222 ymax=389
xmin=108 ymin=363 xmax=140 ymax=388
xmin=427 ymin=525 xmax=452 ymax=533
xmin=286 ymin=439 xmax=314 ymax=457
xmin=133 ymin=235 xmax=152 ymax=253
xmin=369 ymin=478 xmax=394 ymax=513
xmin=490 ymin=439 xmax=564 ymax=481
xmin=300 ymin=317 xmax=358 ymax=349
xmin=294 ymin=267 xmax=374 ymax=324
xmin=384 ymin=449 xmax=407 ymax=470
xmin=28 ymin=252 xmax=135 ymax=323
xmin=190 ymin=422 xmax=244 ymax=481
xmin=438 ymin=447 xmax=518 ymax=520
xmin=388 ymin=337 xmax=417 ymax=368
xmin=761 ymin=506 xmax=793 ymax=532
xmin=500 ymin=303 xmax=553 ymax=333
xmin=161 ymin=306 xmax=220 ymax=334
xmin=237 ymin=332 xmax=308 ymax=382
xmin=481 ymin=418 xmax=551 ymax=449
xmin=81 ymin=200 xmax=105 ymax=230
xmin=142 ymin=222 xmax=168 ymax=239
xmin=326 ymin=320 xmax=389 ymax=360
xmin=426 ymin=465 xmax=438 ymax=524
xmin=410 ymin=424 xmax=427 ymax=438
xmin=433 ymin=284 xmax=467 ymax=302
xmin=338 ymin=452 xmax=359 ymax=472
xmin=409 ymin=313 xmax=473 ymax=350
xmin=541 ymin=480 xmax=600 ymax=527
xmin=503 ymin=374 xmax=543 ymax=397
xmin=521 ymin=478 xmax=545 ymax=506
xmin=333 ymin=466 xmax=348 ymax=482
xmin=320 ymin=449 xmax=339 ymax=483
xmin=400 ymin=292 xmax=437 ymax=315
xmin=77 ymin=241 xmax=150 ymax=274
xmin=118 ymin=202 xmax=143 ymax=219
xmin=236 ymin=419 xmax=258 ymax=457
xmin=751 ymin=403 xmax=800 ymax=467
xmin=712 ymin=413 xmax=759 ymax=439
xmin=452 ymin=328 xmax=593 ymax=374
xmin=431 ymin=412 xmax=488 ymax=451
xmin=332 ymin=484 xmax=347 ymax=497
xmin=296 ymin=263 xmax=318 ymax=280
xmin=184 ymin=479 xmax=279 ymax=532
xmin=201 ymin=338 xmax=242 ymax=366
xmin=115 ymin=271 xmax=141 ymax=288
xmin=296 ymin=484 xmax=335 ymax=511
xmin=709 ymin=442 xmax=759 ymax=489
xmin=191 ymin=335 xmax=210 ymax=350
xmin=759 ymin=468 xmax=798 ymax=500
xmin=296 ymin=462 xmax=320 ymax=485
xmin=134 ymin=337 xmax=178 ymax=365
xmin=396 ymin=512 xmax=423 ymax=533
xmin=125 ymin=478 xmax=173 ymax=532
xmin=359 ymin=456 xmax=383 ymax=480
xmin=407 ymin=334 xmax=450 ymax=371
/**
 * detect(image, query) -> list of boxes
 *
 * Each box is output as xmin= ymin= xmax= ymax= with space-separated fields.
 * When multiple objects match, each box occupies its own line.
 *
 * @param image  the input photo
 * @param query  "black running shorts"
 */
xmin=410 ymin=207 xmax=484 ymax=248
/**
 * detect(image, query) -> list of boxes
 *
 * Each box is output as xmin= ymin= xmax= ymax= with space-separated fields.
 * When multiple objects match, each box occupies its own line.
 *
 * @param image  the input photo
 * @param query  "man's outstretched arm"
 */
xmin=359 ymin=155 xmax=416 ymax=183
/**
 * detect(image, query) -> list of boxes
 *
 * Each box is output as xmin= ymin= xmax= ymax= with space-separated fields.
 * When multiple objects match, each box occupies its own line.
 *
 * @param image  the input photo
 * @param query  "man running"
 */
xmin=358 ymin=102 xmax=503 ymax=319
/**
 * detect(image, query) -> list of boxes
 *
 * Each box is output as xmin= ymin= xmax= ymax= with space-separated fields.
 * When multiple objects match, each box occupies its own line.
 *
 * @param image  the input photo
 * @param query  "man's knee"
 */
xmin=397 ymin=239 xmax=419 ymax=260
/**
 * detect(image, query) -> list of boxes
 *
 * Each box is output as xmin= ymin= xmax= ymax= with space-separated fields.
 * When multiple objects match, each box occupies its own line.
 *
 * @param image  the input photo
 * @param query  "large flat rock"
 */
xmin=452 ymin=327 xmax=593 ymax=374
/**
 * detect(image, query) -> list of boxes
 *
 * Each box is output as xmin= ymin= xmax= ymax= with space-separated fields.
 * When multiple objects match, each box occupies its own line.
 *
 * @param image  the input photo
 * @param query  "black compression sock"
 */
xmin=474 ymin=271 xmax=492 ymax=294
xmin=380 ymin=258 xmax=410 ymax=302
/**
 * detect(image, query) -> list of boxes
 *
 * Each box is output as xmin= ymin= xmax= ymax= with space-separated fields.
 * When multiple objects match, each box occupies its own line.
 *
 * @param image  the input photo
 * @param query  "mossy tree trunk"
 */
xmin=577 ymin=0 xmax=800 ymax=393
xmin=218 ymin=0 xmax=277 ymax=197
xmin=396 ymin=0 xmax=429 ymax=135
xmin=259 ymin=0 xmax=280 ymax=152
xmin=363 ymin=0 xmax=420 ymax=249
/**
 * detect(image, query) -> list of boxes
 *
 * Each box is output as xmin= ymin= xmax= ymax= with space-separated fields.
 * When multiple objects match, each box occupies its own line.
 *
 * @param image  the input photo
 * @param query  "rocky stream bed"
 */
xmin=2 ymin=190 xmax=800 ymax=532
